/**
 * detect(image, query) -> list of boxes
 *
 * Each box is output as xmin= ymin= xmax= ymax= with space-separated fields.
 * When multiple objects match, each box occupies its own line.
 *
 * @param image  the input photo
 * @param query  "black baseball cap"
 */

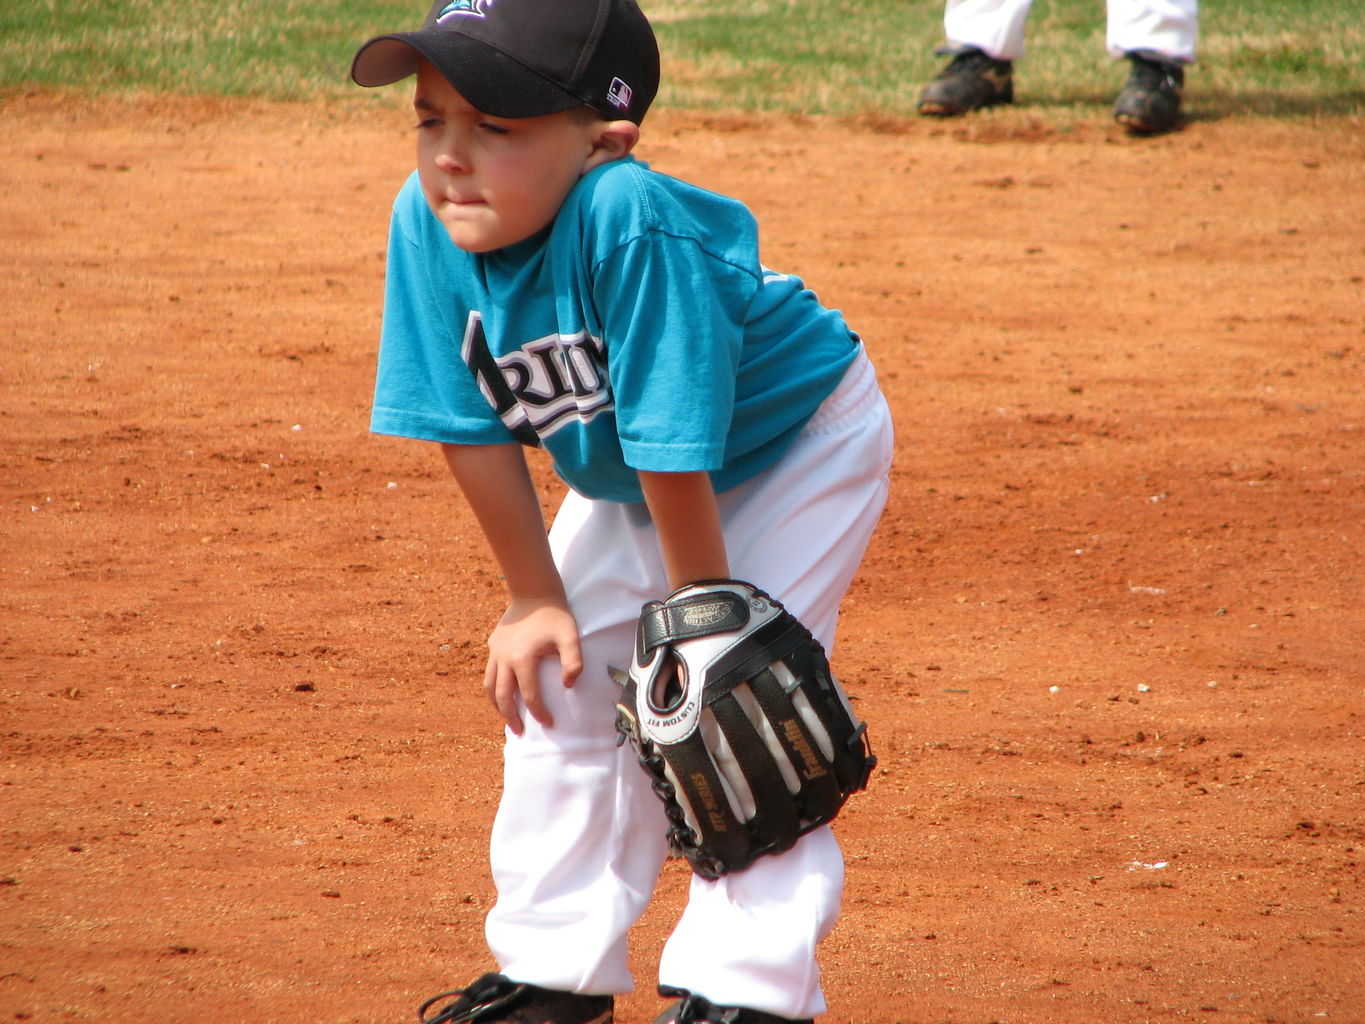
xmin=351 ymin=0 xmax=659 ymax=124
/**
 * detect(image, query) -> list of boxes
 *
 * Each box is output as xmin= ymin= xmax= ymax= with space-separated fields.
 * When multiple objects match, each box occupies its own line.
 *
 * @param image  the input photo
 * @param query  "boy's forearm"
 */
xmin=638 ymin=469 xmax=730 ymax=590
xmin=441 ymin=443 xmax=565 ymax=602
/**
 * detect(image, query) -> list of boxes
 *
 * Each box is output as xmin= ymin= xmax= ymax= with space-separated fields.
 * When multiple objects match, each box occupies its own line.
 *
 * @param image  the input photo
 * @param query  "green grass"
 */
xmin=0 ymin=0 xmax=400 ymax=98
xmin=1 ymin=0 xmax=1361 ymax=119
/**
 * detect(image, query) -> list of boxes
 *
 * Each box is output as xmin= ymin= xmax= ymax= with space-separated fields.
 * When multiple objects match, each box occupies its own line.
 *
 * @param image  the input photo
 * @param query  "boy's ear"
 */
xmin=584 ymin=120 xmax=640 ymax=171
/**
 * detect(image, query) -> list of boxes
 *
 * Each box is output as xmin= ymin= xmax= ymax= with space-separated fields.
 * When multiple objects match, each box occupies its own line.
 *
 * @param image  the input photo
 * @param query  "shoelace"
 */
xmin=419 ymin=974 xmax=525 ymax=1024
xmin=664 ymin=992 xmax=809 ymax=1024
xmin=1129 ymin=58 xmax=1182 ymax=93
xmin=944 ymin=49 xmax=1009 ymax=76
xmin=673 ymin=995 xmax=745 ymax=1024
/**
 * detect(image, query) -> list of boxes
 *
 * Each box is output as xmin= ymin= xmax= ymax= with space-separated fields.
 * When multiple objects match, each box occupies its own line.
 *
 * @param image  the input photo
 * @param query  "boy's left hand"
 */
xmin=484 ymin=596 xmax=583 ymax=735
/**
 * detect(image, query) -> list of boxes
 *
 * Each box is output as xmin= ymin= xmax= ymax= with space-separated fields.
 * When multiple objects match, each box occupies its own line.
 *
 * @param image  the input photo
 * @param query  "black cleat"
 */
xmin=917 ymin=48 xmax=1014 ymax=116
xmin=418 ymin=973 xmax=613 ymax=1024
xmin=1114 ymin=51 xmax=1185 ymax=134
xmin=653 ymin=988 xmax=812 ymax=1024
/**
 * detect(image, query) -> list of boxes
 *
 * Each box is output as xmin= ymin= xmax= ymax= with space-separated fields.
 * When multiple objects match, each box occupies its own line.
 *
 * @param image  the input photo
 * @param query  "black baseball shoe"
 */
xmin=418 ymin=973 xmax=613 ymax=1024
xmin=917 ymin=48 xmax=1014 ymax=116
xmin=653 ymin=988 xmax=813 ymax=1024
xmin=1113 ymin=51 xmax=1185 ymax=134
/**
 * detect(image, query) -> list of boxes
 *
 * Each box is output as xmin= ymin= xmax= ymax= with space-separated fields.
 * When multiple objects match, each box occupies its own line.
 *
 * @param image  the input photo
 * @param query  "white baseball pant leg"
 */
xmin=943 ymin=0 xmax=1197 ymax=64
xmin=483 ymin=351 xmax=893 ymax=1018
xmin=942 ymin=0 xmax=1035 ymax=61
xmin=1106 ymin=0 xmax=1198 ymax=63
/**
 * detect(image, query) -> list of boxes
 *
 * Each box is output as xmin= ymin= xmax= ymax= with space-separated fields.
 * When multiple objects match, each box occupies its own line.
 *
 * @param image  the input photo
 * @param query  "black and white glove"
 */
xmin=613 ymin=580 xmax=876 ymax=879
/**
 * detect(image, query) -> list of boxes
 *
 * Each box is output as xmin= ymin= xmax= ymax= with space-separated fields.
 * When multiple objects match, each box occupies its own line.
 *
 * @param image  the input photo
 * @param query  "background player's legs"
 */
xmin=1107 ymin=0 xmax=1195 ymax=133
xmin=920 ymin=0 xmax=1030 ymax=115
xmin=658 ymin=352 xmax=894 ymax=1018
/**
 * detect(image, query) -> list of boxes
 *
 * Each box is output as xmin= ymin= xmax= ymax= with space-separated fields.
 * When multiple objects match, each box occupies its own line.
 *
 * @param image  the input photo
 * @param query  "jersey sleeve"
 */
xmin=369 ymin=175 xmax=513 ymax=446
xmin=585 ymin=185 xmax=761 ymax=473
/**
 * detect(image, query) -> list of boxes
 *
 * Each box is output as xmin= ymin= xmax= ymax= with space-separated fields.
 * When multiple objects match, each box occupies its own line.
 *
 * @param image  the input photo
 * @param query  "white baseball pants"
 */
xmin=943 ymin=0 xmax=1199 ymax=63
xmin=481 ymin=350 xmax=894 ymax=1019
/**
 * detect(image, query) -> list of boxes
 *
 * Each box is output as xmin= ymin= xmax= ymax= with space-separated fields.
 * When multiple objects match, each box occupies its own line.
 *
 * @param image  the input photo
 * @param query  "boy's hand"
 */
xmin=484 ymin=596 xmax=583 ymax=735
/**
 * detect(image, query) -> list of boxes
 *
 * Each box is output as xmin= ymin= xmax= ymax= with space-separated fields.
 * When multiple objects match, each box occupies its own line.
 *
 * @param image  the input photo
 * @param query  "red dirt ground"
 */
xmin=2 ymin=93 xmax=1363 ymax=1024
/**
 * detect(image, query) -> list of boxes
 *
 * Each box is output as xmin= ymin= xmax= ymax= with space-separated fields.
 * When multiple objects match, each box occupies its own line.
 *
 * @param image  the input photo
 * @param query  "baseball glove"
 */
xmin=613 ymin=580 xmax=875 ymax=880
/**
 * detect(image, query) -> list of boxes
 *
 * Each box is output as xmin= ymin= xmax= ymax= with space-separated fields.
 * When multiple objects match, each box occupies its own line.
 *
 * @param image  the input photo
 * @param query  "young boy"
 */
xmin=350 ymin=2 xmax=893 ymax=1022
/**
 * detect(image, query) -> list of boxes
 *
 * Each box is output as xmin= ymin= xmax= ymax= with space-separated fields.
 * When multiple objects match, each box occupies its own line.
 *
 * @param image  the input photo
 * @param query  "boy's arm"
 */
xmin=441 ymin=442 xmax=581 ymax=735
xmin=637 ymin=469 xmax=730 ymax=590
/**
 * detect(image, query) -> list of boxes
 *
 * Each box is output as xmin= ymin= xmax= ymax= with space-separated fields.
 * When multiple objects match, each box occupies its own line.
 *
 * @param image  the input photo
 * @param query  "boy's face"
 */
xmin=413 ymin=61 xmax=611 ymax=253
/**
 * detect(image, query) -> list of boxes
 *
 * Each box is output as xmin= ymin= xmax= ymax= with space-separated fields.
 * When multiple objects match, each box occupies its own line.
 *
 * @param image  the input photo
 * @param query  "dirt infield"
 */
xmin=2 ymin=92 xmax=1362 ymax=1023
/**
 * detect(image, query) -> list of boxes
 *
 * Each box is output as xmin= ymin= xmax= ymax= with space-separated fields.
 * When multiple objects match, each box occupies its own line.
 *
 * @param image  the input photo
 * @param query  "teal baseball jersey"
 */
xmin=371 ymin=155 xmax=860 ymax=503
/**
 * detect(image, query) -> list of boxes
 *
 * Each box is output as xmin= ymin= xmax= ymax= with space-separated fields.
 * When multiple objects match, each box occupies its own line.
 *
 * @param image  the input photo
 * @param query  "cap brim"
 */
xmin=351 ymin=32 xmax=585 ymax=119
xmin=350 ymin=35 xmax=424 ymax=89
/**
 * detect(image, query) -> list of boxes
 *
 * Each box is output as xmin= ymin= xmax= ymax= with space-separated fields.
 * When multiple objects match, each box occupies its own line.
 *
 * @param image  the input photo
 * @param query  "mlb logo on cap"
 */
xmin=606 ymin=77 xmax=633 ymax=112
